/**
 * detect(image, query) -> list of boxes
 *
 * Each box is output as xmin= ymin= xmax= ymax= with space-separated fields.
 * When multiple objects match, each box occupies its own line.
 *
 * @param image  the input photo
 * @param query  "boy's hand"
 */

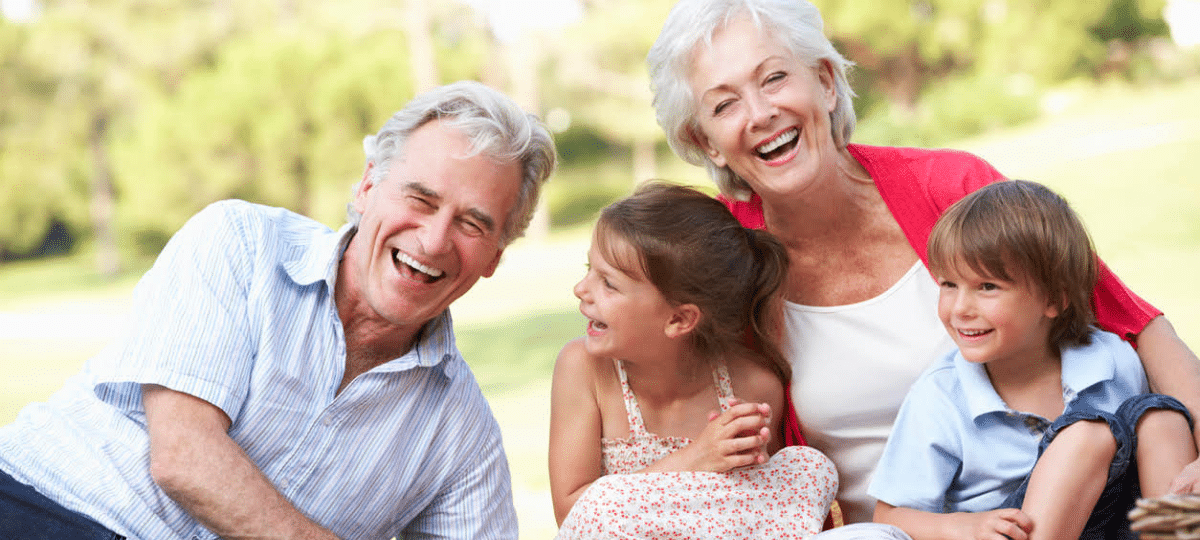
xmin=963 ymin=508 xmax=1033 ymax=540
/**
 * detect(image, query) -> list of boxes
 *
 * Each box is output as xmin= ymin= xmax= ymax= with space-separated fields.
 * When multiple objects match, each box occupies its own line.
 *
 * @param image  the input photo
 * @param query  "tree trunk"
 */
xmin=89 ymin=112 xmax=120 ymax=278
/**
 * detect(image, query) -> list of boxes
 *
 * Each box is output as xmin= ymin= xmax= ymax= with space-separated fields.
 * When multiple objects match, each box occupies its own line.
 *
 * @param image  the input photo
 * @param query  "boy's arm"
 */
xmin=874 ymin=500 xmax=1032 ymax=540
xmin=548 ymin=339 xmax=606 ymax=525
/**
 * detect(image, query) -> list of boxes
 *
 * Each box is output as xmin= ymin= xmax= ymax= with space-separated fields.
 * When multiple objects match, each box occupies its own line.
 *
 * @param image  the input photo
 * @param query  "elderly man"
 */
xmin=0 ymin=81 xmax=556 ymax=540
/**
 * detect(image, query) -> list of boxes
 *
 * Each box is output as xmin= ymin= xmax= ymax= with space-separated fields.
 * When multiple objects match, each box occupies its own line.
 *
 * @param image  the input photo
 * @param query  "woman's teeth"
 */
xmin=756 ymin=129 xmax=798 ymax=156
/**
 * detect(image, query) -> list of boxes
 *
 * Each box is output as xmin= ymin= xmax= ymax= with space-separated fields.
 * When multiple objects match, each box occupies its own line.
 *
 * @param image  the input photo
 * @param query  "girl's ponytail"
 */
xmin=744 ymin=228 xmax=791 ymax=383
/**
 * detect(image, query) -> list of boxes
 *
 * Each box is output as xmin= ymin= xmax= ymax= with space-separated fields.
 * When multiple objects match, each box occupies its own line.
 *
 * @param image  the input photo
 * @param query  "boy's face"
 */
xmin=935 ymin=260 xmax=1061 ymax=368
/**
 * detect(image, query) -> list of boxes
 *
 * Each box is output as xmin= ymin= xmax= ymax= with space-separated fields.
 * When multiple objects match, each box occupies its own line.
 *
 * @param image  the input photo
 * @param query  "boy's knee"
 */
xmin=1137 ymin=407 xmax=1194 ymax=439
xmin=1054 ymin=419 xmax=1118 ymax=456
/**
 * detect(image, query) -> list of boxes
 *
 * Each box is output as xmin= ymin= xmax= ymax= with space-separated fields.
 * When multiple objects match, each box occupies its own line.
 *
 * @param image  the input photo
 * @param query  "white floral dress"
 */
xmin=557 ymin=359 xmax=839 ymax=539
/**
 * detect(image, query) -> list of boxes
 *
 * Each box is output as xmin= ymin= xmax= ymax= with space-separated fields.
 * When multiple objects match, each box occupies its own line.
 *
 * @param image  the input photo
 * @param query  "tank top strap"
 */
xmin=712 ymin=359 xmax=735 ymax=412
xmin=613 ymin=359 xmax=649 ymax=436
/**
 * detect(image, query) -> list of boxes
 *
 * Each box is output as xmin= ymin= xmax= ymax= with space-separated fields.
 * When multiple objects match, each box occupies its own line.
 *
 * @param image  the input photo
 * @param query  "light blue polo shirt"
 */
xmin=868 ymin=329 xmax=1148 ymax=513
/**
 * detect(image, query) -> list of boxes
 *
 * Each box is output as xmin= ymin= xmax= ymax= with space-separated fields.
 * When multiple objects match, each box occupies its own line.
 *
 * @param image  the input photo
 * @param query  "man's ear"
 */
xmin=665 ymin=304 xmax=702 ymax=339
xmin=353 ymin=162 xmax=377 ymax=214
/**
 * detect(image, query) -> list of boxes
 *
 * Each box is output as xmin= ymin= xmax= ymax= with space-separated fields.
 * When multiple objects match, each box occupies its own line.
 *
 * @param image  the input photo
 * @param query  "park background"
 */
xmin=1 ymin=0 xmax=1199 ymax=537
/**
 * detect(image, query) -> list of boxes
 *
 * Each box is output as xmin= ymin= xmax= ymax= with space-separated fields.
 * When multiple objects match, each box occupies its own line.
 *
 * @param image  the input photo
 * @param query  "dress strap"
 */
xmin=613 ymin=359 xmax=649 ymax=437
xmin=713 ymin=360 xmax=735 ymax=412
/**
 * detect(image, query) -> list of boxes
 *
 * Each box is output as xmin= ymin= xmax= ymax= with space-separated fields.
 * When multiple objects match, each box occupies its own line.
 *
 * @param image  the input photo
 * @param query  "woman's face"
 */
xmin=687 ymin=15 xmax=839 ymax=199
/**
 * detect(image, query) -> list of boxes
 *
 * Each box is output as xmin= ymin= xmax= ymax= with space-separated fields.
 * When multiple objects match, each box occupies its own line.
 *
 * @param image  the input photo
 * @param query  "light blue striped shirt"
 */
xmin=0 ymin=200 xmax=517 ymax=539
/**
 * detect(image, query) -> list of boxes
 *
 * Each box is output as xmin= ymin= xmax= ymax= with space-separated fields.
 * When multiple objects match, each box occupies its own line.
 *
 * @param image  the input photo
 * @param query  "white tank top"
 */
xmin=783 ymin=261 xmax=955 ymax=524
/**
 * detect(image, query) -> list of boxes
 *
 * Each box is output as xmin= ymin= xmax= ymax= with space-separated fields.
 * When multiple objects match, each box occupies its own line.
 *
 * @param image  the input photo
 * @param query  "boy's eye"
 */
xmin=938 ymin=279 xmax=956 ymax=289
xmin=981 ymin=282 xmax=999 ymax=291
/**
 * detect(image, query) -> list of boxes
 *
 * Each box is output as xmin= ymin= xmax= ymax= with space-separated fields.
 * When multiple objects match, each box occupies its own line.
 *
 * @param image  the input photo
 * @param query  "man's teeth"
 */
xmin=756 ymin=129 xmax=797 ymax=155
xmin=394 ymin=250 xmax=444 ymax=278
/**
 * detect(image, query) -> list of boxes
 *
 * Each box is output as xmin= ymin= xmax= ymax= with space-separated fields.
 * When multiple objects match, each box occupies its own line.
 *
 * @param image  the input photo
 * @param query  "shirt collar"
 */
xmin=958 ymin=329 xmax=1116 ymax=419
xmin=282 ymin=222 xmax=355 ymax=288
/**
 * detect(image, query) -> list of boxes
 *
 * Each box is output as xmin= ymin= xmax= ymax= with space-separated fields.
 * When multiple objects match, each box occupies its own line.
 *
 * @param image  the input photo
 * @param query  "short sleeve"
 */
xmin=93 ymin=200 xmax=261 ymax=422
xmin=868 ymin=369 xmax=963 ymax=513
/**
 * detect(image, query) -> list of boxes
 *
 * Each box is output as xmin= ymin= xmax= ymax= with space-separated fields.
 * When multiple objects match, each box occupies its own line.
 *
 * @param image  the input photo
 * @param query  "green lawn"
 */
xmin=1 ymin=78 xmax=1198 ymax=539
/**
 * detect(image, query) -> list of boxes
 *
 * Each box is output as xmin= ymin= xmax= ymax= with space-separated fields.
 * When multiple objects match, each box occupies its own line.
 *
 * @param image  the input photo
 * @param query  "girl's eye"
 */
xmin=602 ymin=278 xmax=616 ymax=290
xmin=938 ymin=279 xmax=956 ymax=289
xmin=981 ymin=282 xmax=999 ymax=291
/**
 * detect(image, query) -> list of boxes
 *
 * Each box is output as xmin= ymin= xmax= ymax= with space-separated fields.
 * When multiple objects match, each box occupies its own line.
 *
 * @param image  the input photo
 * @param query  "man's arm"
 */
xmin=1137 ymin=316 xmax=1200 ymax=492
xmin=143 ymin=384 xmax=340 ymax=540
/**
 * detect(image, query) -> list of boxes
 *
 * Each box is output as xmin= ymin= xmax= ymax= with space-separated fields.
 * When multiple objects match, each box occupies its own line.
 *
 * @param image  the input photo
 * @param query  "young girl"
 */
xmin=549 ymin=182 xmax=839 ymax=538
xmin=870 ymin=180 xmax=1198 ymax=540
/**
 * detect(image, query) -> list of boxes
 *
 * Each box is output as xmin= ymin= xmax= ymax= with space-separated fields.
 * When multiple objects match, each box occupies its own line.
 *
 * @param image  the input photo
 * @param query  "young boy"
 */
xmin=868 ymin=180 xmax=1197 ymax=540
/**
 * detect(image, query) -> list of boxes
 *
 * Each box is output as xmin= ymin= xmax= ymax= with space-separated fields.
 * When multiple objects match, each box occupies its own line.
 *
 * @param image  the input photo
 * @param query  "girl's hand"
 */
xmin=662 ymin=399 xmax=772 ymax=473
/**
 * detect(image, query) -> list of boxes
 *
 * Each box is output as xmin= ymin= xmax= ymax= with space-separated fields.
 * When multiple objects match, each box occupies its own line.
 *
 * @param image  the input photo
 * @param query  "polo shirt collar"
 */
xmin=958 ymin=329 xmax=1115 ymax=420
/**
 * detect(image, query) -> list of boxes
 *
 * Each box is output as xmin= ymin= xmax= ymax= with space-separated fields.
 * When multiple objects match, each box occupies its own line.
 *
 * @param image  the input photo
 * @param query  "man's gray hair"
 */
xmin=348 ymin=80 xmax=557 ymax=246
xmin=647 ymin=0 xmax=855 ymax=200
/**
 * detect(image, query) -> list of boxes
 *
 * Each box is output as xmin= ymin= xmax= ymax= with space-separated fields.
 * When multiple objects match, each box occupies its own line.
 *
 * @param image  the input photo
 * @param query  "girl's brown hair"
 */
xmin=927 ymin=180 xmax=1098 ymax=349
xmin=595 ymin=181 xmax=791 ymax=382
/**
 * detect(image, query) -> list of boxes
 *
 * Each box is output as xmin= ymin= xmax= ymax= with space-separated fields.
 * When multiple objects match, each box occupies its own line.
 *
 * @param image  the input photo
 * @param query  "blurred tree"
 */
xmin=0 ymin=19 xmax=87 ymax=260
xmin=546 ymin=0 xmax=675 ymax=186
xmin=111 ymin=3 xmax=492 ymax=251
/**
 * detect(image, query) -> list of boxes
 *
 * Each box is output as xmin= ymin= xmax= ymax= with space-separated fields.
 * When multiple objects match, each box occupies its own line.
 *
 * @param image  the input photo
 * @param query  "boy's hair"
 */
xmin=595 ymin=181 xmax=791 ymax=382
xmin=927 ymin=180 xmax=1098 ymax=349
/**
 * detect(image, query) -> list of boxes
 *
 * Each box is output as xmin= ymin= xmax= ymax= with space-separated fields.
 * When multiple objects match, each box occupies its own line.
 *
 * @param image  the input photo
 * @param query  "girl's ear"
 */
xmin=665 ymin=304 xmax=702 ymax=339
xmin=1045 ymin=297 xmax=1064 ymax=319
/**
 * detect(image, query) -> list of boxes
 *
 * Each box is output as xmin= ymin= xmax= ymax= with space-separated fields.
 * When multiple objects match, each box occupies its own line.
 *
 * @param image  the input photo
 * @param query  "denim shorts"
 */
xmin=1001 ymin=393 xmax=1192 ymax=540
xmin=0 ymin=467 xmax=125 ymax=540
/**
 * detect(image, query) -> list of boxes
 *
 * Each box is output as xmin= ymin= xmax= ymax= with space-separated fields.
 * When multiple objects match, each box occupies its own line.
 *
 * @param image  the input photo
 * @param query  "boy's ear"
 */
xmin=664 ymin=304 xmax=702 ymax=339
xmin=1045 ymin=295 xmax=1065 ymax=319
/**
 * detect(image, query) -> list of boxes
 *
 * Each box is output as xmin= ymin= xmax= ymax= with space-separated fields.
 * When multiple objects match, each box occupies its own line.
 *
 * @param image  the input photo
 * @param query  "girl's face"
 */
xmin=687 ymin=15 xmax=839 ymax=199
xmin=573 ymin=233 xmax=680 ymax=360
xmin=936 ymin=260 xmax=1060 ymax=368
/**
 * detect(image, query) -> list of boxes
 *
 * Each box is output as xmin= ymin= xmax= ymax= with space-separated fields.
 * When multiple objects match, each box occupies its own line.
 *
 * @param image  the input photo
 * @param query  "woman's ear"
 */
xmin=688 ymin=126 xmax=727 ymax=168
xmin=816 ymin=59 xmax=837 ymax=113
xmin=665 ymin=304 xmax=702 ymax=339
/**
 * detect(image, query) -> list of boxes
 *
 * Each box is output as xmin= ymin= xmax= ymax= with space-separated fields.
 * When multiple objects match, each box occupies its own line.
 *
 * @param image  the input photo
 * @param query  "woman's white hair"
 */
xmin=348 ymin=80 xmax=557 ymax=246
xmin=647 ymin=0 xmax=855 ymax=200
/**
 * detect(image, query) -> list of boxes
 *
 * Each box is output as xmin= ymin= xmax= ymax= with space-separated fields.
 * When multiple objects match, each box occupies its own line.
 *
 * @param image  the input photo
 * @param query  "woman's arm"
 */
xmin=1136 ymin=315 xmax=1200 ymax=492
xmin=548 ymin=339 xmax=606 ymax=525
xmin=874 ymin=501 xmax=1032 ymax=540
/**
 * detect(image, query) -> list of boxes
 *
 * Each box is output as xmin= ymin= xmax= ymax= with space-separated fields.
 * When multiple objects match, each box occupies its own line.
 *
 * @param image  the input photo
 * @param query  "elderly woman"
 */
xmin=647 ymin=0 xmax=1200 ymax=525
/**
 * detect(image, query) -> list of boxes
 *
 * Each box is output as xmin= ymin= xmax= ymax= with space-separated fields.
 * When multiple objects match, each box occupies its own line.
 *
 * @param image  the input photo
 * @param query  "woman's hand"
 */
xmin=652 ymin=399 xmax=772 ymax=473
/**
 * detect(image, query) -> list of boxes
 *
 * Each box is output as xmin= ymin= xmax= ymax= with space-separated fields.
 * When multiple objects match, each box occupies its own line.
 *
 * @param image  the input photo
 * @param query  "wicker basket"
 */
xmin=1129 ymin=494 xmax=1200 ymax=539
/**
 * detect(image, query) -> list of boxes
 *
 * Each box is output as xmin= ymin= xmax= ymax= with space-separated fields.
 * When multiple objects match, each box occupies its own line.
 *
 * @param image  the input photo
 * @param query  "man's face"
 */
xmin=342 ymin=118 xmax=523 ymax=333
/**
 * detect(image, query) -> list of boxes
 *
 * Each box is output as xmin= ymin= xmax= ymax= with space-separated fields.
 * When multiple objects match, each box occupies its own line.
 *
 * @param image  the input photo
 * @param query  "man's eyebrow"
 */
xmin=404 ymin=182 xmax=497 ymax=234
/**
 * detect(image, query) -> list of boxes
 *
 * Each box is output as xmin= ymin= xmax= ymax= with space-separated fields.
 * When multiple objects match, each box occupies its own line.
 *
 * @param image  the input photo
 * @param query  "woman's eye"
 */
xmin=713 ymin=99 xmax=733 ymax=115
xmin=765 ymin=71 xmax=786 ymax=84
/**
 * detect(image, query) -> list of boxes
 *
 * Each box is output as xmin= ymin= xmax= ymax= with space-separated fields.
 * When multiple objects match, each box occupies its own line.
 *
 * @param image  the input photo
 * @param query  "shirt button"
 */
xmin=279 ymin=478 xmax=290 ymax=490
xmin=323 ymin=416 xmax=332 ymax=426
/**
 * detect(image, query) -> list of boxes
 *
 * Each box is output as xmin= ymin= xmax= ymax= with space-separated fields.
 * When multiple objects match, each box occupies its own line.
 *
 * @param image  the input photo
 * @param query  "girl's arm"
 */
xmin=548 ymin=339 xmax=606 ymax=525
xmin=1136 ymin=316 xmax=1200 ymax=493
xmin=874 ymin=501 xmax=1032 ymax=540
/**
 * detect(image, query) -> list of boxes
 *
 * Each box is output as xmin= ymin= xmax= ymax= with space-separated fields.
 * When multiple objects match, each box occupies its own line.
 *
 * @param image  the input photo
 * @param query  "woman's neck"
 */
xmin=760 ymin=147 xmax=880 ymax=244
